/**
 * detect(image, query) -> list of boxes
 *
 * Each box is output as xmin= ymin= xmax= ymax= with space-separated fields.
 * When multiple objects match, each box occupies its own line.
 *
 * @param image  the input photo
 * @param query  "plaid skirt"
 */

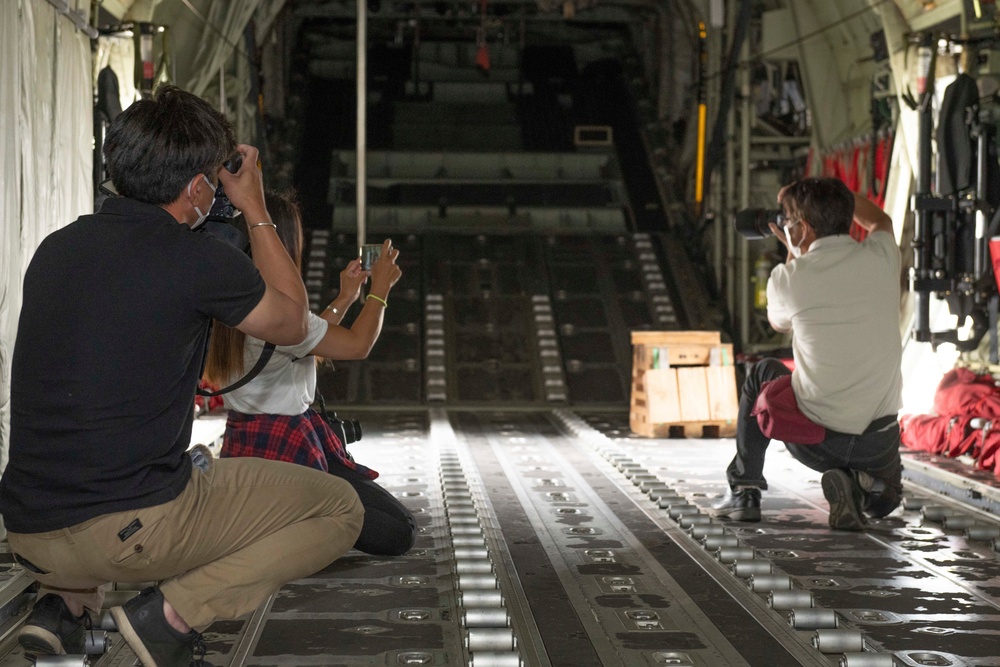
xmin=221 ymin=408 xmax=378 ymax=480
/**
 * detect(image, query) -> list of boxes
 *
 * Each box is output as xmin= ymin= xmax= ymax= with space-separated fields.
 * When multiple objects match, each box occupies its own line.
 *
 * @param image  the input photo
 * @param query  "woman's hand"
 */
xmin=338 ymin=258 xmax=366 ymax=306
xmin=369 ymin=239 xmax=402 ymax=298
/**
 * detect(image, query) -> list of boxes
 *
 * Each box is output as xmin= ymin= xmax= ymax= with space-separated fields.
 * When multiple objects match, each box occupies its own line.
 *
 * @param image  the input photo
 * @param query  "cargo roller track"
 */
xmin=0 ymin=409 xmax=998 ymax=666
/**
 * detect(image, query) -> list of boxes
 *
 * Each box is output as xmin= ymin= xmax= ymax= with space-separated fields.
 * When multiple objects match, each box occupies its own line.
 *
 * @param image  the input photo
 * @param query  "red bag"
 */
xmin=751 ymin=375 xmax=826 ymax=444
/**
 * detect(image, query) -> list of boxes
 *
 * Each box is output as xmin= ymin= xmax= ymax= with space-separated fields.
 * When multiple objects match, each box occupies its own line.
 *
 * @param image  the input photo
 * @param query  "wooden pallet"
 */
xmin=630 ymin=331 xmax=739 ymax=439
xmin=630 ymin=416 xmax=737 ymax=439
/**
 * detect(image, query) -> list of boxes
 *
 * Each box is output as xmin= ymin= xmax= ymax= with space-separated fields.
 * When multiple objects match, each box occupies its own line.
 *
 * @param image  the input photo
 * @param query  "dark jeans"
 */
xmin=328 ymin=463 xmax=417 ymax=556
xmin=726 ymin=358 xmax=902 ymax=517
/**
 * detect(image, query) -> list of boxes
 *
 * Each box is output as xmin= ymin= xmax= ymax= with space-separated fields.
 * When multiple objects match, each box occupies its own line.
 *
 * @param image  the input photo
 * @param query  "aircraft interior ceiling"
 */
xmin=7 ymin=0 xmax=1000 ymax=665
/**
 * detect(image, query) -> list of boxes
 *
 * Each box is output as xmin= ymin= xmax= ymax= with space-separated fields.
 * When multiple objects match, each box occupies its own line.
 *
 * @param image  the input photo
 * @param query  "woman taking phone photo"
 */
xmin=204 ymin=189 xmax=414 ymax=556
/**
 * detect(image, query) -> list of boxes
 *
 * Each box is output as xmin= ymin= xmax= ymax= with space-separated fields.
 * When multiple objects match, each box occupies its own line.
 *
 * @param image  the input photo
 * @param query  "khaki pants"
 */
xmin=7 ymin=453 xmax=363 ymax=630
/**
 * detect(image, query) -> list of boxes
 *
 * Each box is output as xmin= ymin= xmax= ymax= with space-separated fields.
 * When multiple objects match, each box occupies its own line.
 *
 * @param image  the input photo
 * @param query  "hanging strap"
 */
xmin=197 ymin=343 xmax=276 ymax=397
xmin=314 ymin=387 xmax=336 ymax=422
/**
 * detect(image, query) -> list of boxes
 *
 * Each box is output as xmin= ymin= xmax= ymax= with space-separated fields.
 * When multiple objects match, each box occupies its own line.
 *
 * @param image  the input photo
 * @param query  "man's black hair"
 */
xmin=781 ymin=177 xmax=855 ymax=238
xmin=103 ymin=85 xmax=236 ymax=205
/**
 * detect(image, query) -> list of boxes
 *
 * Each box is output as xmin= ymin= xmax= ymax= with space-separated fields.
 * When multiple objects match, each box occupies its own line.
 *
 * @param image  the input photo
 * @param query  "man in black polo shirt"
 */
xmin=0 ymin=86 xmax=363 ymax=667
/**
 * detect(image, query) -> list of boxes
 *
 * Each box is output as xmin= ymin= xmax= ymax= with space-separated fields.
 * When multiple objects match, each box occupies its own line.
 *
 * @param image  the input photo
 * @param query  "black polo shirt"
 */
xmin=0 ymin=198 xmax=265 ymax=533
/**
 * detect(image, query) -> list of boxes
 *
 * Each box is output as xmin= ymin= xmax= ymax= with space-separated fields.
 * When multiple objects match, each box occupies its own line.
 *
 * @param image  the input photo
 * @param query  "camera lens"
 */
xmin=325 ymin=411 xmax=363 ymax=445
xmin=734 ymin=209 xmax=781 ymax=240
xmin=343 ymin=419 xmax=363 ymax=444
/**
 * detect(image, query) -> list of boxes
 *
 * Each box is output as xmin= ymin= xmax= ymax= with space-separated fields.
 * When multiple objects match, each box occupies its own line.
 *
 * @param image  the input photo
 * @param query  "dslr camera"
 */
xmin=208 ymin=155 xmax=243 ymax=221
xmin=326 ymin=412 xmax=363 ymax=446
xmin=202 ymin=155 xmax=248 ymax=252
xmin=734 ymin=208 xmax=786 ymax=240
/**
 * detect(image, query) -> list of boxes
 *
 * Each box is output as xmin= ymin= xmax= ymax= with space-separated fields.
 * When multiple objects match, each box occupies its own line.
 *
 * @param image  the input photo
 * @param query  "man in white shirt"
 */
xmin=712 ymin=177 xmax=903 ymax=530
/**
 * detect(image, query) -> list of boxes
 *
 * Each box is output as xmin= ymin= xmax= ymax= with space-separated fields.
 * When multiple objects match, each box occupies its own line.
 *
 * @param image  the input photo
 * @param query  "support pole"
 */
xmin=656 ymin=5 xmax=672 ymax=122
xmin=913 ymin=33 xmax=935 ymax=342
xmin=990 ymin=294 xmax=999 ymax=364
xmin=738 ymin=36 xmax=751 ymax=350
xmin=720 ymin=5 xmax=736 ymax=295
xmin=135 ymin=22 xmax=156 ymax=100
xmin=356 ymin=0 xmax=368 ymax=248
xmin=719 ymin=97 xmax=732 ymax=293
xmin=975 ymin=118 xmax=987 ymax=281
xmin=695 ymin=21 xmax=708 ymax=217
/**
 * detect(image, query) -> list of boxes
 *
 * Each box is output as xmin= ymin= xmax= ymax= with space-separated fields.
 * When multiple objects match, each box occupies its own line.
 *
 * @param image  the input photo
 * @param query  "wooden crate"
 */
xmin=630 ymin=331 xmax=739 ymax=438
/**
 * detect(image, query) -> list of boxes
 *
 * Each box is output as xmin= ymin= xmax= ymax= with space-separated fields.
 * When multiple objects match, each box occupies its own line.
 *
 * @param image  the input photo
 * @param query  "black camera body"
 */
xmin=326 ymin=412 xmax=363 ymax=446
xmin=208 ymin=155 xmax=243 ymax=221
xmin=202 ymin=155 xmax=249 ymax=252
xmin=734 ymin=208 xmax=783 ymax=240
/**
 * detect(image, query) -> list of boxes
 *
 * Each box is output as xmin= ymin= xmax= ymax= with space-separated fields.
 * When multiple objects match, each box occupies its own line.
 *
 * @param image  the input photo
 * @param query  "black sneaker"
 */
xmin=17 ymin=593 xmax=88 ymax=657
xmin=822 ymin=469 xmax=866 ymax=531
xmin=854 ymin=470 xmax=899 ymax=519
xmin=711 ymin=487 xmax=762 ymax=522
xmin=110 ymin=587 xmax=203 ymax=667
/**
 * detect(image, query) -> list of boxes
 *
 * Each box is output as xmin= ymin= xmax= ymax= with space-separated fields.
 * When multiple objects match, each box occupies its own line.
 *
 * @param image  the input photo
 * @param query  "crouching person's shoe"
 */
xmin=17 ymin=593 xmax=88 ymax=657
xmin=111 ymin=587 xmax=210 ymax=667
xmin=822 ymin=468 xmax=867 ymax=531
xmin=854 ymin=470 xmax=899 ymax=519
xmin=711 ymin=487 xmax=762 ymax=522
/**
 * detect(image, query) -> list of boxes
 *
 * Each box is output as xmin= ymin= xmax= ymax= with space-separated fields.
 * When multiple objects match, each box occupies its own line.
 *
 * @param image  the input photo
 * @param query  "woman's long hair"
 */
xmin=202 ymin=189 xmax=304 ymax=386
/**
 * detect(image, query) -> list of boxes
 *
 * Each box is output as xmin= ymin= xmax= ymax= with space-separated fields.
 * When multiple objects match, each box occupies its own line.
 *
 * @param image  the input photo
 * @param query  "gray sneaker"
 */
xmin=821 ymin=469 xmax=866 ymax=531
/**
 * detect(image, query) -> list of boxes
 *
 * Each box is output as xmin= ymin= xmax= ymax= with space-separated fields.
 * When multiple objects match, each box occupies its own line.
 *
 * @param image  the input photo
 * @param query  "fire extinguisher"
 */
xmin=753 ymin=255 xmax=771 ymax=310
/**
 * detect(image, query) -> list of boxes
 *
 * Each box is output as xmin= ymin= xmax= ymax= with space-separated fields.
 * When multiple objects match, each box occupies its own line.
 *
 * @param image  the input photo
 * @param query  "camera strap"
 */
xmin=313 ymin=388 xmax=358 ymax=462
xmin=315 ymin=388 xmax=334 ymax=423
xmin=197 ymin=343 xmax=276 ymax=397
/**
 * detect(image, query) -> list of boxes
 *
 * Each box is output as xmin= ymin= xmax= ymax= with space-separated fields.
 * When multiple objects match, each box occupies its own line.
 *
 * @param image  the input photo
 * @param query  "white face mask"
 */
xmin=187 ymin=175 xmax=216 ymax=229
xmin=783 ymin=223 xmax=804 ymax=258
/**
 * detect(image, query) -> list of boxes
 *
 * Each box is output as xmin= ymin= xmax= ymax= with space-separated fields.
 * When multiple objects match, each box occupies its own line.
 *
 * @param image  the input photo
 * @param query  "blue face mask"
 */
xmin=188 ymin=175 xmax=216 ymax=229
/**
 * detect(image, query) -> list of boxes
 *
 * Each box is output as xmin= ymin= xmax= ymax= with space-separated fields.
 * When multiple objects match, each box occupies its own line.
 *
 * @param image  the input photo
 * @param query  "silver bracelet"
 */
xmin=249 ymin=222 xmax=277 ymax=231
xmin=326 ymin=305 xmax=339 ymax=315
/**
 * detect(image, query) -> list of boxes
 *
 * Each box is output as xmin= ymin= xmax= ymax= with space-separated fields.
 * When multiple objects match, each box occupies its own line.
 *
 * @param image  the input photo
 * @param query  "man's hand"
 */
xmin=776 ymin=183 xmax=793 ymax=206
xmin=851 ymin=192 xmax=893 ymax=236
xmin=215 ymin=144 xmax=267 ymax=222
xmin=369 ymin=239 xmax=402 ymax=299
xmin=225 ymin=143 xmax=308 ymax=346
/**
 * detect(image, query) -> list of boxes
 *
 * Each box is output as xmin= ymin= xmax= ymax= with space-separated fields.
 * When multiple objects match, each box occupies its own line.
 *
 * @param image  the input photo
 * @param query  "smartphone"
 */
xmin=360 ymin=244 xmax=382 ymax=270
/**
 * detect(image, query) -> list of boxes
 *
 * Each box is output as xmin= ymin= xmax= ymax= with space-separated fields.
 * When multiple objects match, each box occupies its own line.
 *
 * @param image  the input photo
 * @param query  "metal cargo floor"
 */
xmin=2 ymin=409 xmax=999 ymax=666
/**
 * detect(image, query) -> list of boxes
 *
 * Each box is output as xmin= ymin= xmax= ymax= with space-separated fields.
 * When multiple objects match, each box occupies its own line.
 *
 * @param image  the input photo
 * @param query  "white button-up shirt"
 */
xmin=766 ymin=231 xmax=902 ymax=434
